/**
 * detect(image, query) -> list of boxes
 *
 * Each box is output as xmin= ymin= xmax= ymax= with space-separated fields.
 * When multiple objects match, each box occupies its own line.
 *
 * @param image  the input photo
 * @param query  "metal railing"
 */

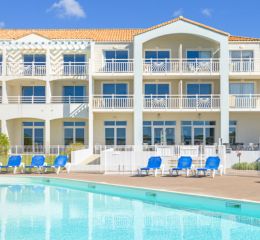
xmin=8 ymin=96 xmax=46 ymax=104
xmin=6 ymin=62 xmax=46 ymax=76
xmin=95 ymin=59 xmax=134 ymax=73
xmin=229 ymin=94 xmax=260 ymax=109
xmin=93 ymin=95 xmax=134 ymax=109
xmin=229 ymin=58 xmax=260 ymax=73
xmin=143 ymin=58 xmax=220 ymax=74
xmin=52 ymin=62 xmax=89 ymax=76
xmin=51 ymin=96 xmax=88 ymax=104
xmin=143 ymin=95 xmax=220 ymax=110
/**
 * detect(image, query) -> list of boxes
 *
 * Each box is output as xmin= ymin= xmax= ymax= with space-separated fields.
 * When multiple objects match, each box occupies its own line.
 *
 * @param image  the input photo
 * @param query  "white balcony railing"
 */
xmin=51 ymin=96 xmax=88 ymax=104
xmin=95 ymin=60 xmax=134 ymax=73
xmin=229 ymin=94 xmax=260 ymax=109
xmin=143 ymin=59 xmax=220 ymax=74
xmin=8 ymin=96 xmax=46 ymax=104
xmin=229 ymin=59 xmax=260 ymax=73
xmin=52 ymin=62 xmax=88 ymax=76
xmin=93 ymin=95 xmax=134 ymax=109
xmin=143 ymin=95 xmax=220 ymax=110
xmin=6 ymin=62 xmax=46 ymax=76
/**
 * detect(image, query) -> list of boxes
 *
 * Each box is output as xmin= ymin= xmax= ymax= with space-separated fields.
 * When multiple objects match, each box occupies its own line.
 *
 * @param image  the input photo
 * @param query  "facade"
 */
xmin=0 ymin=16 xmax=260 ymax=153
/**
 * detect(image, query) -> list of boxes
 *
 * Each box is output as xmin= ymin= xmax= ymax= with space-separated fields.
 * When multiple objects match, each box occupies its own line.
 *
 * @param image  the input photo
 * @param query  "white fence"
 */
xmin=98 ymin=145 xmax=226 ymax=174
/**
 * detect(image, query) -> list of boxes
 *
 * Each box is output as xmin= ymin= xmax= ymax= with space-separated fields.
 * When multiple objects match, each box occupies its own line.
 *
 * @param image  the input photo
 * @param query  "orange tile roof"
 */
xmin=0 ymin=17 xmax=259 ymax=42
xmin=229 ymin=35 xmax=260 ymax=42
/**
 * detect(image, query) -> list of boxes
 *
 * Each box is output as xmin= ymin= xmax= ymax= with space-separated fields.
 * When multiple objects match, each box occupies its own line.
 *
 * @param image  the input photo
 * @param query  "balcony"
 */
xmin=143 ymin=59 xmax=220 ymax=75
xmin=7 ymin=96 xmax=88 ymax=104
xmin=230 ymin=59 xmax=260 ymax=74
xmin=51 ymin=62 xmax=88 ymax=77
xmin=93 ymin=95 xmax=134 ymax=111
xmin=6 ymin=62 xmax=46 ymax=77
xmin=94 ymin=60 xmax=134 ymax=74
xmin=143 ymin=95 xmax=220 ymax=111
xmin=229 ymin=94 xmax=260 ymax=111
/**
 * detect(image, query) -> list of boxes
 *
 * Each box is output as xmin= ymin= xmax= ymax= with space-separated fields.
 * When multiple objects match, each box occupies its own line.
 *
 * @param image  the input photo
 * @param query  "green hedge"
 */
xmin=232 ymin=162 xmax=260 ymax=170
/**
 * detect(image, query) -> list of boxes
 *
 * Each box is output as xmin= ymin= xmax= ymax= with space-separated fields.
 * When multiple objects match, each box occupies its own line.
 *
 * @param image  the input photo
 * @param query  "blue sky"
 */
xmin=0 ymin=0 xmax=260 ymax=37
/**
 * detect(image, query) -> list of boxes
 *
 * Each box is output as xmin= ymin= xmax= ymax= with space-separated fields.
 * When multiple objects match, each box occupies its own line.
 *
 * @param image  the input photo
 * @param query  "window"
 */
xmin=181 ymin=121 xmax=215 ymax=145
xmin=229 ymin=121 xmax=237 ymax=145
xmin=63 ymin=54 xmax=86 ymax=75
xmin=63 ymin=122 xmax=86 ymax=145
xmin=103 ymin=83 xmax=128 ymax=96
xmin=22 ymin=86 xmax=45 ymax=103
xmin=187 ymin=83 xmax=212 ymax=95
xmin=144 ymin=50 xmax=170 ymax=72
xmin=104 ymin=121 xmax=127 ymax=145
xmin=23 ymin=54 xmax=46 ymax=76
xmin=63 ymin=86 xmax=86 ymax=103
xmin=23 ymin=122 xmax=45 ymax=151
xmin=104 ymin=50 xmax=128 ymax=62
xmin=145 ymin=50 xmax=170 ymax=61
xmin=0 ymin=55 xmax=2 ymax=76
xmin=230 ymin=50 xmax=254 ymax=72
xmin=143 ymin=121 xmax=176 ymax=145
xmin=144 ymin=84 xmax=170 ymax=96
xmin=229 ymin=83 xmax=254 ymax=95
xmin=187 ymin=51 xmax=212 ymax=59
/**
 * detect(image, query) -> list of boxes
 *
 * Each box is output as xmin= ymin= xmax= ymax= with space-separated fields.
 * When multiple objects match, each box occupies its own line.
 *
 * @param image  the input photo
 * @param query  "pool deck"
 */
xmin=20 ymin=172 xmax=260 ymax=202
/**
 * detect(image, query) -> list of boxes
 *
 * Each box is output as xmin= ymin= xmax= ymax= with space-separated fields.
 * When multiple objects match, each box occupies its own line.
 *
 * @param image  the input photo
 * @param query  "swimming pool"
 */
xmin=0 ymin=177 xmax=259 ymax=240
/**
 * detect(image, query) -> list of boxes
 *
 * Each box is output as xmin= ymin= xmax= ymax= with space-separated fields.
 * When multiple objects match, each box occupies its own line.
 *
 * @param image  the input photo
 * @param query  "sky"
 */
xmin=0 ymin=0 xmax=260 ymax=37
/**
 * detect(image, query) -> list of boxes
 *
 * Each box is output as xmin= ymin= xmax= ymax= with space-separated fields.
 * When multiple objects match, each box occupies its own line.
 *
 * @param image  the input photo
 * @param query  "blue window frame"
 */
xmin=103 ymin=83 xmax=128 ymax=97
xmin=187 ymin=84 xmax=212 ymax=96
xmin=104 ymin=121 xmax=127 ymax=145
xmin=63 ymin=122 xmax=85 ymax=145
xmin=104 ymin=50 xmax=128 ymax=62
xmin=145 ymin=50 xmax=170 ymax=61
xmin=22 ymin=86 xmax=45 ymax=103
xmin=23 ymin=54 xmax=46 ymax=76
xmin=63 ymin=54 xmax=86 ymax=75
xmin=187 ymin=51 xmax=211 ymax=59
xmin=145 ymin=84 xmax=170 ymax=97
xmin=23 ymin=122 xmax=45 ymax=149
xmin=63 ymin=86 xmax=86 ymax=103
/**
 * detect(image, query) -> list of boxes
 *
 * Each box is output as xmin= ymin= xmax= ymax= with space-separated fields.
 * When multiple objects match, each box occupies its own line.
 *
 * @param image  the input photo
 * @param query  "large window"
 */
xmin=63 ymin=54 xmax=86 ymax=75
xmin=104 ymin=121 xmax=126 ymax=145
xmin=187 ymin=83 xmax=212 ymax=96
xmin=181 ymin=121 xmax=216 ymax=145
xmin=229 ymin=121 xmax=237 ymax=145
xmin=230 ymin=50 xmax=254 ymax=72
xmin=143 ymin=121 xmax=176 ymax=145
xmin=64 ymin=122 xmax=85 ymax=145
xmin=187 ymin=51 xmax=212 ymax=59
xmin=22 ymin=86 xmax=45 ymax=103
xmin=23 ymin=122 xmax=45 ymax=150
xmin=144 ymin=83 xmax=170 ymax=96
xmin=229 ymin=83 xmax=254 ymax=95
xmin=63 ymin=86 xmax=86 ymax=103
xmin=145 ymin=50 xmax=170 ymax=72
xmin=23 ymin=54 xmax=46 ymax=76
xmin=103 ymin=83 xmax=128 ymax=96
xmin=104 ymin=50 xmax=128 ymax=61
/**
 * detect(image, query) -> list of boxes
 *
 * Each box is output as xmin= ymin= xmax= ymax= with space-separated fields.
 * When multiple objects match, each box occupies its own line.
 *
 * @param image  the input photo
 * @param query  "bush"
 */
xmin=232 ymin=162 xmax=259 ymax=170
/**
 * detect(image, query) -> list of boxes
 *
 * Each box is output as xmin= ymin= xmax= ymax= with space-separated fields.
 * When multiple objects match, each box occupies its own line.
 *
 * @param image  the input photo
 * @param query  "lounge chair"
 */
xmin=196 ymin=156 xmax=222 ymax=178
xmin=23 ymin=155 xmax=45 ymax=173
xmin=0 ymin=155 xmax=22 ymax=174
xmin=137 ymin=156 xmax=162 ymax=176
xmin=170 ymin=156 xmax=193 ymax=176
xmin=42 ymin=155 xmax=71 ymax=175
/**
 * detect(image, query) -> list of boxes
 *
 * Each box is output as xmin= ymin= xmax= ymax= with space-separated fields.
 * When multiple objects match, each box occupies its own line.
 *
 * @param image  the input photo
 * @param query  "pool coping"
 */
xmin=1 ymin=175 xmax=260 ymax=204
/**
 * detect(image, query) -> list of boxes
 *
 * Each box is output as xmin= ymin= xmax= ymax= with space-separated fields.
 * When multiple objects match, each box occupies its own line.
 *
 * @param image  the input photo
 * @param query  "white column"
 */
xmin=46 ymin=80 xmax=51 ymax=103
xmin=45 ymin=119 xmax=50 ymax=148
xmin=1 ymin=119 xmax=8 ymax=136
xmin=88 ymin=42 xmax=95 ymax=153
xmin=219 ymin=39 xmax=230 ymax=144
xmin=133 ymin=40 xmax=143 ymax=147
xmin=1 ymin=80 xmax=7 ymax=104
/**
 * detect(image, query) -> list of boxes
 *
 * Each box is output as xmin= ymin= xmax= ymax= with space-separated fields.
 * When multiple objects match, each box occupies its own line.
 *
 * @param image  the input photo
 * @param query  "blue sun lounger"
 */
xmin=138 ymin=156 xmax=162 ymax=176
xmin=0 ymin=155 xmax=22 ymax=174
xmin=43 ymin=155 xmax=71 ymax=175
xmin=196 ymin=156 xmax=221 ymax=178
xmin=170 ymin=156 xmax=193 ymax=176
xmin=23 ymin=155 xmax=45 ymax=173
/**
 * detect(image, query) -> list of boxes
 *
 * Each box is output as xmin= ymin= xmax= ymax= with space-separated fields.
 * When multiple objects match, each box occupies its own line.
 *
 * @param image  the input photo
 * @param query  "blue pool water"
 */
xmin=0 ymin=177 xmax=260 ymax=240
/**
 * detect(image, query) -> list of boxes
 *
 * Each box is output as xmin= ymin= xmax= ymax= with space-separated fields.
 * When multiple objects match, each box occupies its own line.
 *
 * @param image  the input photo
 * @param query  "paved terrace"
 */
xmin=8 ymin=173 xmax=259 ymax=202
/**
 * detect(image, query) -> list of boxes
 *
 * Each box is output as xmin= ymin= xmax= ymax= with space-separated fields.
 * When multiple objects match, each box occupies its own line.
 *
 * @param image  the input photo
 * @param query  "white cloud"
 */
xmin=202 ymin=8 xmax=212 ymax=17
xmin=50 ymin=0 xmax=86 ymax=18
xmin=172 ymin=8 xmax=184 ymax=18
xmin=0 ymin=21 xmax=5 ymax=28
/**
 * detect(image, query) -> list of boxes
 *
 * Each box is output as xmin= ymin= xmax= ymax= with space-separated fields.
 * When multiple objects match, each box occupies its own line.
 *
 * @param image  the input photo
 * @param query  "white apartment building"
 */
xmin=0 ymin=16 xmax=260 ymax=153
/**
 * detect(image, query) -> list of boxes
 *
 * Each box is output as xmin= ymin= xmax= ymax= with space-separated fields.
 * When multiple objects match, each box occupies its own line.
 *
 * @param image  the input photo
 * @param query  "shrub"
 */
xmin=232 ymin=162 xmax=259 ymax=170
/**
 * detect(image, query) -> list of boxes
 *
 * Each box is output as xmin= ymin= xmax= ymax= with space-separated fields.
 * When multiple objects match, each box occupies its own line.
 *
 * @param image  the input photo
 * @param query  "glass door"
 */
xmin=154 ymin=127 xmax=163 ymax=145
xmin=165 ymin=128 xmax=175 ymax=145
xmin=193 ymin=127 xmax=204 ymax=145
